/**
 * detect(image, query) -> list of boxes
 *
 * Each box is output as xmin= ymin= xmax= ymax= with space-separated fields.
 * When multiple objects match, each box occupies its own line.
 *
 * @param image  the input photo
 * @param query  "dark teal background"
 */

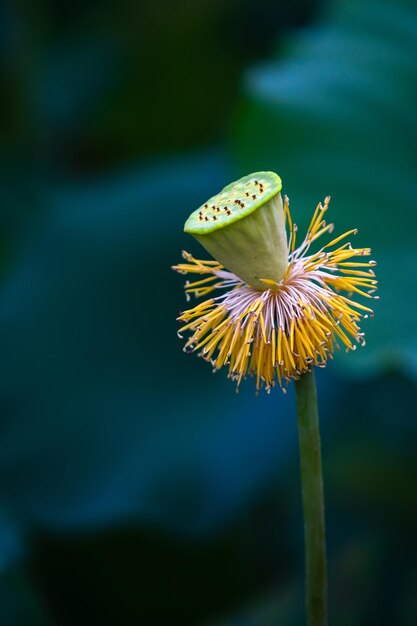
xmin=0 ymin=0 xmax=416 ymax=624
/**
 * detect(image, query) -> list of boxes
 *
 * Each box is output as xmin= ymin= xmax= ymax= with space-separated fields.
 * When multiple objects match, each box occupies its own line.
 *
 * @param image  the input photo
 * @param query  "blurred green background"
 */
xmin=1 ymin=0 xmax=417 ymax=624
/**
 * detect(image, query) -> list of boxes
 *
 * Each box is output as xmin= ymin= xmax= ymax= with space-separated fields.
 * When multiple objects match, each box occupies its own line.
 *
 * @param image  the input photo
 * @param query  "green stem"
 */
xmin=295 ymin=369 xmax=328 ymax=626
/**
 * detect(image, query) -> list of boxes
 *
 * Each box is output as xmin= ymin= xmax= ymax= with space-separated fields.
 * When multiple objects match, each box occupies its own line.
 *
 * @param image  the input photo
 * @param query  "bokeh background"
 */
xmin=1 ymin=0 xmax=417 ymax=624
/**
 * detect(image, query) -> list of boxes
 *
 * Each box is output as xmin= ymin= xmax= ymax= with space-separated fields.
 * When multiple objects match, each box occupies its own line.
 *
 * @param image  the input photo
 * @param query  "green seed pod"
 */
xmin=184 ymin=171 xmax=288 ymax=290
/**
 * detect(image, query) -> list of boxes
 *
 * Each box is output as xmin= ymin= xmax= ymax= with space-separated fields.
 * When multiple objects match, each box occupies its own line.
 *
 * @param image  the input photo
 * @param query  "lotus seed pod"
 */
xmin=184 ymin=171 xmax=288 ymax=290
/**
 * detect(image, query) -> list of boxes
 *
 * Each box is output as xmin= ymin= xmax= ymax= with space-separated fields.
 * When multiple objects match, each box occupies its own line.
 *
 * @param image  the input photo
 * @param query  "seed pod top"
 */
xmin=184 ymin=171 xmax=282 ymax=234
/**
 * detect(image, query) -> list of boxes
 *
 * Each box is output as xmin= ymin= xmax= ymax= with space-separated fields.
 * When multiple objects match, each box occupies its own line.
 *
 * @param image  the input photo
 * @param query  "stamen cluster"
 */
xmin=173 ymin=197 xmax=377 ymax=392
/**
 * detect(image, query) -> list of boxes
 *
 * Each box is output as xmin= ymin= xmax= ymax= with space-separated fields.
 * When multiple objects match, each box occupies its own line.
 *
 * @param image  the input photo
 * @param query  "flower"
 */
xmin=173 ymin=172 xmax=377 ymax=393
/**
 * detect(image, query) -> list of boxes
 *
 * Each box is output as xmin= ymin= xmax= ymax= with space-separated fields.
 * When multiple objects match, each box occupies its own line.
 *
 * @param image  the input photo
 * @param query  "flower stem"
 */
xmin=295 ymin=369 xmax=328 ymax=626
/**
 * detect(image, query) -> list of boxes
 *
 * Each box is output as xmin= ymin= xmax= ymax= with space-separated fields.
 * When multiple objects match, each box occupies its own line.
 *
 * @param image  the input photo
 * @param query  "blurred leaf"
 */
xmin=324 ymin=372 xmax=417 ymax=523
xmin=0 ymin=509 xmax=22 ymax=574
xmin=35 ymin=36 xmax=121 ymax=133
xmin=234 ymin=0 xmax=417 ymax=376
xmin=0 ymin=150 xmax=299 ymax=535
